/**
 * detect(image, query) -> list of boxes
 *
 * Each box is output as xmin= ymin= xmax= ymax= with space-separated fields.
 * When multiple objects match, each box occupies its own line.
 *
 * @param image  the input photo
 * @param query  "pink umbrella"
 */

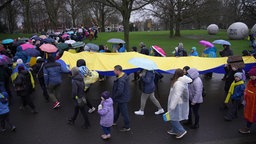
xmin=199 ymin=40 xmax=214 ymax=48
xmin=39 ymin=44 xmax=58 ymax=53
xmin=20 ymin=43 xmax=35 ymax=50
xmin=61 ymin=34 xmax=69 ymax=39
xmin=152 ymin=45 xmax=166 ymax=57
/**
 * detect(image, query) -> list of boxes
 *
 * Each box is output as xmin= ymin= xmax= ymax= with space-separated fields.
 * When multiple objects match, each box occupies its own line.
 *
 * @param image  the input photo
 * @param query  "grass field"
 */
xmin=0 ymin=30 xmax=251 ymax=56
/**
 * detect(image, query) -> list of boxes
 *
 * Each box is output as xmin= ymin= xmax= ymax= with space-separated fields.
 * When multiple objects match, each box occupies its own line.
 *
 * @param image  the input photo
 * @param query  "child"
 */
xmin=183 ymin=66 xmax=190 ymax=76
xmin=0 ymin=92 xmax=16 ymax=132
xmin=98 ymin=91 xmax=114 ymax=140
xmin=224 ymin=72 xmax=245 ymax=121
xmin=239 ymin=67 xmax=256 ymax=134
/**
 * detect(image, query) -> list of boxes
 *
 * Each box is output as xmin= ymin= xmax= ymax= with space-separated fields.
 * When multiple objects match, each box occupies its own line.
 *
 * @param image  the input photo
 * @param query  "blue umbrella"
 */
xmin=2 ymin=39 xmax=14 ymax=44
xmin=67 ymin=31 xmax=74 ymax=35
xmin=128 ymin=57 xmax=158 ymax=70
xmin=23 ymin=48 xmax=40 ymax=57
xmin=43 ymin=38 xmax=55 ymax=43
xmin=212 ymin=40 xmax=231 ymax=46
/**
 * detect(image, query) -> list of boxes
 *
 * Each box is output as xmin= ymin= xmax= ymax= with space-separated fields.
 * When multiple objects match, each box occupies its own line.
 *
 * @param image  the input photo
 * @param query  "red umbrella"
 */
xmin=39 ymin=44 xmax=58 ymax=53
xmin=20 ymin=43 xmax=35 ymax=50
xmin=152 ymin=45 xmax=166 ymax=57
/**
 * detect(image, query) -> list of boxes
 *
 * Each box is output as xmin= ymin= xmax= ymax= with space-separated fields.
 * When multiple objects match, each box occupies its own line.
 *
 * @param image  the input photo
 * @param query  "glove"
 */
xmin=98 ymin=104 xmax=103 ymax=110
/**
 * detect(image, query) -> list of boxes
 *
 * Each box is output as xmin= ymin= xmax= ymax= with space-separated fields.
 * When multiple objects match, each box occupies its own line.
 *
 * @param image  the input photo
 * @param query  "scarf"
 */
xmin=224 ymin=80 xmax=244 ymax=103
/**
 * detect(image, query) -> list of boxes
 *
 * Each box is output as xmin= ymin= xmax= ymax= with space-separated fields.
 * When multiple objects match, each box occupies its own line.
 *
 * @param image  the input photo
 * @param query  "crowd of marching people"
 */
xmin=0 ymin=33 xmax=256 ymax=141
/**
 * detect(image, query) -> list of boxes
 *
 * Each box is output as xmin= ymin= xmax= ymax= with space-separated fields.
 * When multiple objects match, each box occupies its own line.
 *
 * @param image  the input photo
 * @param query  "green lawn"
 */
xmin=0 ymin=30 xmax=251 ymax=56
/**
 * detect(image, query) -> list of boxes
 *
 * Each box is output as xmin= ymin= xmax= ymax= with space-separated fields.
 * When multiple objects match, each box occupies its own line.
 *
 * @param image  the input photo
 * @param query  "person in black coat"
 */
xmin=14 ymin=66 xmax=37 ymax=114
xmin=32 ymin=57 xmax=49 ymax=101
xmin=220 ymin=45 xmax=234 ymax=80
xmin=68 ymin=67 xmax=90 ymax=129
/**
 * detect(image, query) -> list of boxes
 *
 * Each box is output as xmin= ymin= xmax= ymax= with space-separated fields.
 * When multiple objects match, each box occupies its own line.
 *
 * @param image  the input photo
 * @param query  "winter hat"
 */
xmin=248 ymin=66 xmax=256 ymax=76
xmin=76 ymin=59 xmax=86 ymax=67
xmin=191 ymin=47 xmax=197 ymax=51
xmin=16 ymin=58 xmax=23 ymax=64
xmin=101 ymin=91 xmax=110 ymax=100
xmin=178 ymin=43 xmax=183 ymax=49
xmin=139 ymin=42 xmax=145 ymax=47
xmin=71 ymin=67 xmax=80 ymax=76
xmin=234 ymin=72 xmax=243 ymax=79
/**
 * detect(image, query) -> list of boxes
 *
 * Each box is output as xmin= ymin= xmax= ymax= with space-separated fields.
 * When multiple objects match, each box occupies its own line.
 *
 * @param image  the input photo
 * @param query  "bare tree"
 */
xmin=43 ymin=0 xmax=63 ymax=30
xmin=64 ymin=0 xmax=85 ymax=27
xmin=0 ymin=0 xmax=13 ymax=11
xmin=95 ymin=0 xmax=155 ymax=50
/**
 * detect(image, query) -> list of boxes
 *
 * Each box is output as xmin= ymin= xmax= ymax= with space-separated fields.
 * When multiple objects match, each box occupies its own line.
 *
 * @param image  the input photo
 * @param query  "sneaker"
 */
xmin=101 ymin=134 xmax=111 ymax=140
xmin=53 ymin=101 xmax=60 ymax=109
xmin=120 ymin=127 xmax=131 ymax=132
xmin=155 ymin=109 xmax=165 ymax=115
xmin=88 ymin=107 xmax=96 ymax=113
xmin=176 ymin=131 xmax=187 ymax=139
xmin=239 ymin=128 xmax=251 ymax=134
xmin=11 ymin=126 xmax=16 ymax=132
xmin=134 ymin=110 xmax=144 ymax=116
xmin=167 ymin=130 xmax=177 ymax=135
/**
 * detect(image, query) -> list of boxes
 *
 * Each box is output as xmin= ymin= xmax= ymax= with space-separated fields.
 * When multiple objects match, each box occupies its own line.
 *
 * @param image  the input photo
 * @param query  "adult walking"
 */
xmin=43 ymin=55 xmax=64 ymax=109
xmin=167 ymin=69 xmax=192 ymax=139
xmin=68 ymin=67 xmax=90 ymax=129
xmin=219 ymin=45 xmax=233 ymax=80
xmin=134 ymin=70 xmax=164 ymax=116
xmin=112 ymin=65 xmax=131 ymax=132
xmin=186 ymin=68 xmax=203 ymax=129
xmin=76 ymin=59 xmax=96 ymax=113
xmin=32 ymin=57 xmax=49 ymax=102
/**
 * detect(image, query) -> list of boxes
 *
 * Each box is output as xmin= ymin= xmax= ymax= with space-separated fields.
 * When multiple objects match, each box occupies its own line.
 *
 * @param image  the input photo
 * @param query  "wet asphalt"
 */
xmin=0 ymin=73 xmax=256 ymax=144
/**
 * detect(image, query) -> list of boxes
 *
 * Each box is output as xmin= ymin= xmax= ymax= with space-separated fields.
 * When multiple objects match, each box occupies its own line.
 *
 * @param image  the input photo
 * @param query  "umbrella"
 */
xmin=67 ymin=31 xmax=74 ymax=35
xmin=23 ymin=48 xmax=40 ymax=57
xmin=13 ymin=40 xmax=26 ymax=47
xmin=199 ymin=40 xmax=214 ymax=47
xmin=31 ymin=35 xmax=41 ymax=41
xmin=39 ymin=35 xmax=47 ymax=39
xmin=0 ymin=54 xmax=12 ymax=65
xmin=107 ymin=38 xmax=125 ymax=44
xmin=20 ymin=43 xmax=35 ymax=50
xmin=84 ymin=43 xmax=99 ymax=51
xmin=129 ymin=57 xmax=158 ymax=70
xmin=39 ymin=44 xmax=58 ymax=53
xmin=61 ymin=34 xmax=69 ymax=39
xmin=212 ymin=40 xmax=231 ymax=46
xmin=56 ymin=43 xmax=69 ymax=50
xmin=152 ymin=45 xmax=166 ymax=57
xmin=43 ymin=38 xmax=55 ymax=43
xmin=65 ymin=39 xmax=76 ymax=44
xmin=2 ymin=39 xmax=14 ymax=45
xmin=71 ymin=42 xmax=85 ymax=49
xmin=19 ymin=38 xmax=29 ymax=41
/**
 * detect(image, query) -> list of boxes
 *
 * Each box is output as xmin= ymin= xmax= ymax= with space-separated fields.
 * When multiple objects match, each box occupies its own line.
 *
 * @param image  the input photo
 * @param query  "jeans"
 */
xmin=188 ymin=102 xmax=200 ymax=125
xmin=47 ymin=84 xmax=61 ymax=102
xmin=140 ymin=92 xmax=162 ymax=111
xmin=102 ymin=126 xmax=111 ymax=135
xmin=38 ymin=77 xmax=49 ymax=101
xmin=114 ymin=103 xmax=130 ymax=129
xmin=71 ymin=105 xmax=90 ymax=127
xmin=246 ymin=121 xmax=253 ymax=128
xmin=170 ymin=120 xmax=186 ymax=134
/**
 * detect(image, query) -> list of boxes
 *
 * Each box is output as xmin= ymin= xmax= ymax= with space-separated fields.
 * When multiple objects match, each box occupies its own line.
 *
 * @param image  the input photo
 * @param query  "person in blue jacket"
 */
xmin=0 ymin=92 xmax=16 ymax=132
xmin=189 ymin=47 xmax=199 ymax=56
xmin=116 ymin=43 xmax=126 ymax=53
xmin=134 ymin=70 xmax=164 ymax=116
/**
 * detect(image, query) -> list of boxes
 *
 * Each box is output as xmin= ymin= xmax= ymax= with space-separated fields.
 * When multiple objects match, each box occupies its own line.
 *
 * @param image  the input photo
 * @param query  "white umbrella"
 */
xmin=107 ymin=38 xmax=125 ymax=43
xmin=65 ymin=39 xmax=76 ymax=44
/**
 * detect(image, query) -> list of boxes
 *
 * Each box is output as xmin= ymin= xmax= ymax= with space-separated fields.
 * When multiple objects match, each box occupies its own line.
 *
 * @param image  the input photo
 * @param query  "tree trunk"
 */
xmin=24 ymin=0 xmax=31 ymax=33
xmin=123 ymin=13 xmax=130 ymax=51
xmin=169 ymin=22 xmax=174 ymax=38
xmin=100 ymin=4 xmax=105 ymax=32
xmin=174 ymin=21 xmax=181 ymax=37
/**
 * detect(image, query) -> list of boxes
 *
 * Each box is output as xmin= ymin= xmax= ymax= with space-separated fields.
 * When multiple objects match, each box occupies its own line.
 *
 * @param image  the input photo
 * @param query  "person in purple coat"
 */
xmin=98 ymin=91 xmax=114 ymax=140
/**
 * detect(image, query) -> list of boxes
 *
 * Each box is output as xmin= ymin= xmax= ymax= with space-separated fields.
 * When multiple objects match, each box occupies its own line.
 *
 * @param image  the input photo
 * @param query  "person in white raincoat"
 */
xmin=167 ymin=69 xmax=192 ymax=139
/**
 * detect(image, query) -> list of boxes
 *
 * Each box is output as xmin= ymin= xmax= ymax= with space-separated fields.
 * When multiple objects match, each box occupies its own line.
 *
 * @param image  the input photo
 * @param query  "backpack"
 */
xmin=14 ymin=73 xmax=25 ymax=91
